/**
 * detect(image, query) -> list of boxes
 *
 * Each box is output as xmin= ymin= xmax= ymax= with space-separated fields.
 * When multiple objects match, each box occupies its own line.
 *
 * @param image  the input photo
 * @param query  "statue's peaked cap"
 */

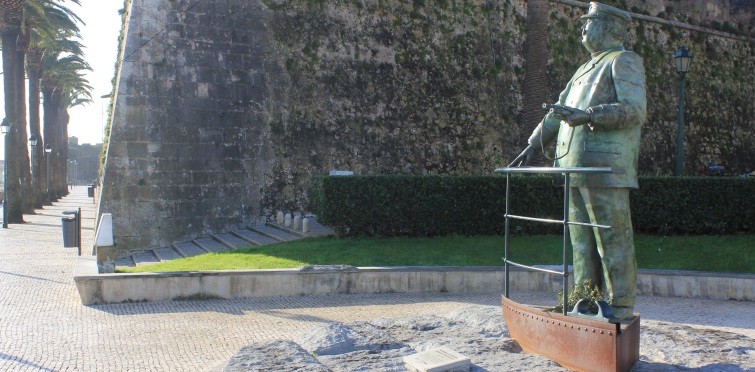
xmin=581 ymin=2 xmax=631 ymax=23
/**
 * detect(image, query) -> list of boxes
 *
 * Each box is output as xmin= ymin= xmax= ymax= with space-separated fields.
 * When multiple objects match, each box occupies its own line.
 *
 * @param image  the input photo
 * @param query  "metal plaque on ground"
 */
xmin=403 ymin=347 xmax=471 ymax=372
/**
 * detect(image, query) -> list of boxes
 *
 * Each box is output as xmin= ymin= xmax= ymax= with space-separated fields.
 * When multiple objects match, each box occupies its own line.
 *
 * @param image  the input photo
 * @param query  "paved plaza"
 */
xmin=1 ymin=186 xmax=753 ymax=371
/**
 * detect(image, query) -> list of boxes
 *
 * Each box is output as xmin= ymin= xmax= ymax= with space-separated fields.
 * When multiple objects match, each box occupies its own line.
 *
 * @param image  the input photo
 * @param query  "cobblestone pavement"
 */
xmin=1 ymin=187 xmax=753 ymax=371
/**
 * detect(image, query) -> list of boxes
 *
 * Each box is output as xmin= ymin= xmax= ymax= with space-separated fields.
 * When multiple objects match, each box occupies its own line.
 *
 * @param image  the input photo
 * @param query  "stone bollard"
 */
xmin=302 ymin=217 xmax=310 ymax=234
xmin=276 ymin=211 xmax=284 ymax=225
xmin=284 ymin=213 xmax=292 ymax=227
xmin=293 ymin=215 xmax=301 ymax=230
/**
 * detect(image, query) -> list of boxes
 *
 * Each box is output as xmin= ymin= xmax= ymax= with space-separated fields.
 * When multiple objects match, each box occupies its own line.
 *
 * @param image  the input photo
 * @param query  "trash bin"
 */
xmin=62 ymin=216 xmax=78 ymax=247
xmin=62 ymin=210 xmax=80 ymax=248
xmin=87 ymin=186 xmax=94 ymax=197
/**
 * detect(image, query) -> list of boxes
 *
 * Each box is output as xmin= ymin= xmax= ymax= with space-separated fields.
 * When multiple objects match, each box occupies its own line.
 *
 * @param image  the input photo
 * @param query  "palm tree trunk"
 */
xmin=15 ymin=40 xmax=34 ymax=213
xmin=1 ymin=29 xmax=24 ymax=223
xmin=42 ymin=88 xmax=66 ymax=201
xmin=42 ymin=88 xmax=56 ymax=204
xmin=27 ymin=59 xmax=44 ymax=208
xmin=57 ymin=106 xmax=69 ymax=197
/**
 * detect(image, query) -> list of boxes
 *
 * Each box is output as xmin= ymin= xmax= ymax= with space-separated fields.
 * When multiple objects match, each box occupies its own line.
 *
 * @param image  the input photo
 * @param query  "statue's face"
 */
xmin=581 ymin=18 xmax=606 ymax=53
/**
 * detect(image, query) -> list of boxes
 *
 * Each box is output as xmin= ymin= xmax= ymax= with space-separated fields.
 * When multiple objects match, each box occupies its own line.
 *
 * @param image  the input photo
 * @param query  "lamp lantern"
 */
xmin=674 ymin=46 xmax=692 ymax=75
xmin=0 ymin=118 xmax=9 ymax=134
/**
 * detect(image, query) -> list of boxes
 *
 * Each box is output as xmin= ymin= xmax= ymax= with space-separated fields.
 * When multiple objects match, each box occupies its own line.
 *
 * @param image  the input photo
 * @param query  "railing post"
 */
xmin=562 ymin=173 xmax=570 ymax=315
xmin=504 ymin=173 xmax=511 ymax=298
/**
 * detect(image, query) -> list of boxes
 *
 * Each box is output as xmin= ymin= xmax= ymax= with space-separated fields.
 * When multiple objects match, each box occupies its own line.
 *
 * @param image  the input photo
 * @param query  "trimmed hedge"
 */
xmin=312 ymin=175 xmax=754 ymax=237
xmin=632 ymin=176 xmax=754 ymax=234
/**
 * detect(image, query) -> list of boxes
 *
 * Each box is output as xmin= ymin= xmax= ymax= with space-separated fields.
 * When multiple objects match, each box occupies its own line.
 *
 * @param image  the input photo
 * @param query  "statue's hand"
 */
xmin=509 ymin=145 xmax=534 ymax=167
xmin=548 ymin=104 xmax=591 ymax=127
xmin=565 ymin=109 xmax=591 ymax=127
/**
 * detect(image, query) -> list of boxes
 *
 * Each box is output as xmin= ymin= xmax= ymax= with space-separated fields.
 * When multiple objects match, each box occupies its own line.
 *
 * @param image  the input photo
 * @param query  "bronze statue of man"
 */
xmin=515 ymin=2 xmax=646 ymax=319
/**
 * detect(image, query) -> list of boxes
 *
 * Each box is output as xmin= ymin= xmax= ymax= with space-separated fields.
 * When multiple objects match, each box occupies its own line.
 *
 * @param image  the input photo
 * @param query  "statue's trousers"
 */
xmin=568 ymin=186 xmax=637 ymax=308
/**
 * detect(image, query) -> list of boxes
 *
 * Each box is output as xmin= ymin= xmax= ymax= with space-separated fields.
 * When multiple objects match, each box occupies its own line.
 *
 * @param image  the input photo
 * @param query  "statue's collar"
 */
xmin=591 ymin=45 xmax=625 ymax=59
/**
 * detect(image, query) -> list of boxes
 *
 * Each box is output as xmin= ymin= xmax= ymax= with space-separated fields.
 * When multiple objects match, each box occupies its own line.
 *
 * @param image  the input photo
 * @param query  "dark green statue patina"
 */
xmin=514 ymin=2 xmax=646 ymax=320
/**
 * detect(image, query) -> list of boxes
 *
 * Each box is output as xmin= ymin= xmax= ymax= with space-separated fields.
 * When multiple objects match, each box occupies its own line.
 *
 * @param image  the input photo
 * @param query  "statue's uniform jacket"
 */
xmin=530 ymin=46 xmax=647 ymax=188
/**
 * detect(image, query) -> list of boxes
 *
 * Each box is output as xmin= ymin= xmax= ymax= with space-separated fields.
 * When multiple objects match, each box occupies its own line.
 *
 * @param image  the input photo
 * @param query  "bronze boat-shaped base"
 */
xmin=502 ymin=296 xmax=640 ymax=372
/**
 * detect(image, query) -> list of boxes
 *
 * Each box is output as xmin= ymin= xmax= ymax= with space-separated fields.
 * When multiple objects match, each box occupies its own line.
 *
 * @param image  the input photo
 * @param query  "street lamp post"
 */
xmin=73 ymin=160 xmax=77 ymax=186
xmin=30 ymin=135 xmax=38 ymax=207
xmin=1 ymin=118 xmax=10 ymax=228
xmin=67 ymin=159 xmax=78 ymax=188
xmin=45 ymin=143 xmax=52 ymax=204
xmin=674 ymin=46 xmax=693 ymax=176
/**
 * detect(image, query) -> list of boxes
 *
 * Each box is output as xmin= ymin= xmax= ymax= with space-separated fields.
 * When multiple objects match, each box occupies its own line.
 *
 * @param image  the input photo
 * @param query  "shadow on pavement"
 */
xmin=0 ymin=352 xmax=57 ymax=371
xmin=87 ymin=292 xmax=501 ymax=318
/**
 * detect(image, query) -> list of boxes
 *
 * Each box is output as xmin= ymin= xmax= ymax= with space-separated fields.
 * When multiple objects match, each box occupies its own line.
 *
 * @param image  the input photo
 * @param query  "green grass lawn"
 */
xmin=118 ymin=234 xmax=754 ymax=274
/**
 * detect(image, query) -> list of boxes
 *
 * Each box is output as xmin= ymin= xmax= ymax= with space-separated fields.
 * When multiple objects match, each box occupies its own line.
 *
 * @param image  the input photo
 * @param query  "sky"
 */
xmin=0 ymin=0 xmax=122 ymax=159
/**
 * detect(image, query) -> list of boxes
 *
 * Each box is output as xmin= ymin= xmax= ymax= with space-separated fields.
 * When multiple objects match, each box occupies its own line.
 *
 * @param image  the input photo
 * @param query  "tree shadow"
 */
xmin=0 ymin=352 xmax=56 ymax=371
xmin=0 ymin=270 xmax=71 ymax=285
xmin=87 ymin=291 xmax=502 ymax=319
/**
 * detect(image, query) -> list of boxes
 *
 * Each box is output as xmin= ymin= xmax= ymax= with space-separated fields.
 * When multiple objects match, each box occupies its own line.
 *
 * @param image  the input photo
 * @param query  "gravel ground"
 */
xmin=226 ymin=296 xmax=754 ymax=371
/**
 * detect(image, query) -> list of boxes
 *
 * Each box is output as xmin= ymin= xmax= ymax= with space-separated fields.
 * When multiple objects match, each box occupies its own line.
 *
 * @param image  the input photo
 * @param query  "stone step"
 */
xmin=115 ymin=256 xmax=136 ymax=268
xmin=231 ymin=229 xmax=277 ymax=246
xmin=154 ymin=246 xmax=184 ymax=261
xmin=111 ymin=215 xmax=333 ymax=270
xmin=212 ymin=233 xmax=253 ymax=250
xmin=173 ymin=242 xmax=207 ymax=258
xmin=268 ymin=217 xmax=333 ymax=237
xmin=133 ymin=251 xmax=160 ymax=266
xmin=194 ymin=237 xmax=230 ymax=253
xmin=248 ymin=224 xmax=300 ymax=242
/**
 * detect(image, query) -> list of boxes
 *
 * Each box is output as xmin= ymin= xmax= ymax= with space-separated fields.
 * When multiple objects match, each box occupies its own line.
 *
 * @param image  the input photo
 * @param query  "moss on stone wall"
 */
xmin=259 ymin=0 xmax=529 ymax=210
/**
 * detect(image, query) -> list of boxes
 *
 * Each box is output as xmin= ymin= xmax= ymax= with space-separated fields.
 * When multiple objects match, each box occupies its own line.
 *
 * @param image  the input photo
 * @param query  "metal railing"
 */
xmin=494 ymin=166 xmax=616 ymax=315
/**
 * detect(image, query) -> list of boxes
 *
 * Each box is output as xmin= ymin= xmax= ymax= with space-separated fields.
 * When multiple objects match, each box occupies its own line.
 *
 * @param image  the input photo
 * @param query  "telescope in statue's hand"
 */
xmin=542 ymin=103 xmax=575 ymax=121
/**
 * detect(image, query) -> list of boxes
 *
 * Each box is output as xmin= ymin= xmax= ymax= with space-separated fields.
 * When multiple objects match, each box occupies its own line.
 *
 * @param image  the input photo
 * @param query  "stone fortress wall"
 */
xmin=100 ymin=0 xmax=754 ymax=256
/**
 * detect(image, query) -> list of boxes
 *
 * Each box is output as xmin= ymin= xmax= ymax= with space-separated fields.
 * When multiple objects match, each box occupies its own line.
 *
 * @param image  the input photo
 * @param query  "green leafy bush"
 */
xmin=312 ymin=175 xmax=754 ymax=237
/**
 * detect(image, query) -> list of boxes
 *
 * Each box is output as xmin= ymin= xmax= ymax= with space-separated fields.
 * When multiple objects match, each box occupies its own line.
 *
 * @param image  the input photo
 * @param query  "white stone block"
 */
xmin=293 ymin=215 xmax=301 ymax=230
xmin=284 ymin=213 xmax=292 ymax=227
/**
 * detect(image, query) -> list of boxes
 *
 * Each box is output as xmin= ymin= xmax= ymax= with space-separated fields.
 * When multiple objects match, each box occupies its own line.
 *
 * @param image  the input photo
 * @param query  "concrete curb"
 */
xmin=73 ymin=256 xmax=754 ymax=305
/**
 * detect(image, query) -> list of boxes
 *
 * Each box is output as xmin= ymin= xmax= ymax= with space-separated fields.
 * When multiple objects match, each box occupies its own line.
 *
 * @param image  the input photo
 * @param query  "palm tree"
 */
xmin=2 ymin=0 xmax=83 ymax=216
xmin=26 ymin=1 xmax=81 ymax=207
xmin=41 ymin=52 xmax=91 ymax=198
xmin=0 ymin=0 xmax=28 ymax=223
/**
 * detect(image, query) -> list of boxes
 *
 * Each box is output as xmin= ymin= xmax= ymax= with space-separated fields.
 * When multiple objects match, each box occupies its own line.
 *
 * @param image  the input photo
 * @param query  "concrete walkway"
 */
xmin=1 ymin=186 xmax=753 ymax=371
